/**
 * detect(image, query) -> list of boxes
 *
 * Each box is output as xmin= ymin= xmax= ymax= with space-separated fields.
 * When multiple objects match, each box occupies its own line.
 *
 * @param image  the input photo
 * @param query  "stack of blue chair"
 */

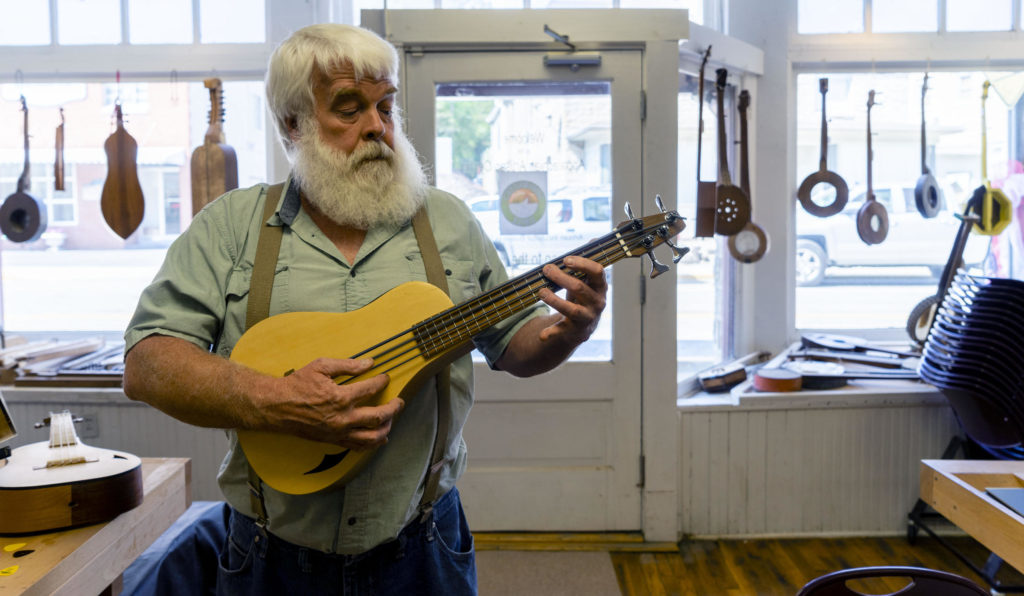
xmin=919 ymin=271 xmax=1024 ymax=452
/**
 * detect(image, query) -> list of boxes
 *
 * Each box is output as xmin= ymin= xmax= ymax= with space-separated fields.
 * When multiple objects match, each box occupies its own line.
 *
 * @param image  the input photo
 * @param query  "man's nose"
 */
xmin=363 ymin=110 xmax=386 ymax=140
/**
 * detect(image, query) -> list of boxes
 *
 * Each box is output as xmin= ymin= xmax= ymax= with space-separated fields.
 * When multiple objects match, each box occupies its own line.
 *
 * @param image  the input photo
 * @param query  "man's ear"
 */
xmin=286 ymin=117 xmax=300 ymax=143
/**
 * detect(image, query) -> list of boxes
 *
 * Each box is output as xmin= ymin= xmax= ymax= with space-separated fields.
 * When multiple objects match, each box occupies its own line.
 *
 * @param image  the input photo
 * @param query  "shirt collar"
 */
xmin=278 ymin=176 xmax=303 ymax=226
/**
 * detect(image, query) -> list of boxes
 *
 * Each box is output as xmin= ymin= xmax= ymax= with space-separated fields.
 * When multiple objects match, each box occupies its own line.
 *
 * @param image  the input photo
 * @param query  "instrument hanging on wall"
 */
xmin=856 ymin=90 xmax=888 ymax=245
xmin=914 ymin=74 xmax=940 ymax=218
xmin=100 ymin=103 xmax=145 ymax=239
xmin=797 ymin=78 xmax=849 ymax=217
xmin=232 ymin=207 xmax=687 ymax=494
xmin=973 ymin=80 xmax=1012 ymax=236
xmin=54 ymin=108 xmax=65 ymax=192
xmin=713 ymin=68 xmax=751 ymax=236
xmin=0 ymin=96 xmax=48 ymax=244
xmin=0 ymin=411 xmax=142 ymax=534
xmin=727 ymin=89 xmax=769 ymax=263
xmin=694 ymin=47 xmax=716 ymax=238
xmin=191 ymin=78 xmax=239 ymax=216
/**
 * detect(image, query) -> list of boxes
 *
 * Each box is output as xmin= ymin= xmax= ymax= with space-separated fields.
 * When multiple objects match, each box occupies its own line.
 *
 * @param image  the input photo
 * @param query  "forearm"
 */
xmin=495 ymin=313 xmax=583 ymax=377
xmin=123 ymin=335 xmax=277 ymax=431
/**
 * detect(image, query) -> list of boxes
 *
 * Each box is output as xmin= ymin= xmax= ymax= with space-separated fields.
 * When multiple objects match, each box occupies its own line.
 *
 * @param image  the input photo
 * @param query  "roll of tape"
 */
xmin=0 ymin=192 xmax=47 ymax=243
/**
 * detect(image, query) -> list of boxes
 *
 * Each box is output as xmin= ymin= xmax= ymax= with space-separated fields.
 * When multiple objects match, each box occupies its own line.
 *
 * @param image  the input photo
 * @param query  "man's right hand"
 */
xmin=267 ymin=357 xmax=399 ymax=450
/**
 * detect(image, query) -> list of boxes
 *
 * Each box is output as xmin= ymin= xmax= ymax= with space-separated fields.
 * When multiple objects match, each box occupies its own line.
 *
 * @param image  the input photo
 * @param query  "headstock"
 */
xmin=615 ymin=197 xmax=688 ymax=278
xmin=738 ymin=89 xmax=750 ymax=113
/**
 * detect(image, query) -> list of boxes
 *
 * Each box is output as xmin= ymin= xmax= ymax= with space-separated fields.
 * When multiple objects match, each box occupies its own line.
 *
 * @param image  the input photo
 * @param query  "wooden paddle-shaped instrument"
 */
xmin=797 ymin=78 xmax=849 ymax=217
xmin=54 ymin=107 xmax=65 ymax=191
xmin=0 ymin=411 xmax=142 ymax=534
xmin=914 ymin=73 xmax=940 ymax=218
xmin=0 ymin=96 xmax=48 ymax=243
xmin=101 ymin=103 xmax=145 ymax=239
xmin=232 ymin=209 xmax=686 ymax=494
xmin=191 ymin=78 xmax=239 ymax=216
xmin=974 ymin=80 xmax=1012 ymax=236
xmin=727 ymin=89 xmax=769 ymax=263
xmin=694 ymin=46 xmax=716 ymax=238
xmin=713 ymin=68 xmax=750 ymax=236
xmin=857 ymin=90 xmax=888 ymax=245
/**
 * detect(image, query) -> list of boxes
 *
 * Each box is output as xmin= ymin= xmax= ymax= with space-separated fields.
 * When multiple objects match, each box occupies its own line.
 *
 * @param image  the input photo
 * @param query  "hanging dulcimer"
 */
xmin=0 ymin=96 xmax=48 ymax=243
xmin=0 ymin=411 xmax=142 ymax=534
xmin=101 ymin=103 xmax=145 ymax=239
xmin=191 ymin=78 xmax=238 ymax=215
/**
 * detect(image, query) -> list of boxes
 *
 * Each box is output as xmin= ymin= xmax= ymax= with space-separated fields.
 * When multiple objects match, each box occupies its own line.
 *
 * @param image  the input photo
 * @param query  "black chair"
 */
xmin=796 ymin=566 xmax=988 ymax=596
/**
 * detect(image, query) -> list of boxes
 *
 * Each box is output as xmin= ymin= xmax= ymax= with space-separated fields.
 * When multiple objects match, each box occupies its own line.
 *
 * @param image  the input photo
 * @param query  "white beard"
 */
xmin=291 ymin=118 xmax=427 ymax=229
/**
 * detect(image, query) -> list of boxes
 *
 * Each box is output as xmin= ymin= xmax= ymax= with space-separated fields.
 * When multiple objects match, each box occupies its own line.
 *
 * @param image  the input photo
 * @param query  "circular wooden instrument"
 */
xmin=974 ymin=81 xmax=1012 ymax=236
xmin=856 ymin=90 xmax=888 ymax=245
xmin=752 ymin=368 xmax=802 ymax=392
xmin=914 ymin=74 xmax=941 ymax=218
xmin=797 ymin=78 xmax=849 ymax=218
xmin=1 ymin=96 xmax=47 ymax=243
xmin=728 ymin=89 xmax=769 ymax=263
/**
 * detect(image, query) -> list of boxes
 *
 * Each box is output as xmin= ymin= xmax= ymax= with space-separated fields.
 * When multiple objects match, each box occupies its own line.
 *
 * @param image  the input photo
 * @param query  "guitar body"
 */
xmin=101 ymin=107 xmax=145 ymax=239
xmin=232 ymin=281 xmax=461 ymax=495
xmin=191 ymin=142 xmax=239 ymax=215
xmin=0 ymin=190 xmax=47 ymax=243
xmin=0 ymin=437 xmax=142 ymax=534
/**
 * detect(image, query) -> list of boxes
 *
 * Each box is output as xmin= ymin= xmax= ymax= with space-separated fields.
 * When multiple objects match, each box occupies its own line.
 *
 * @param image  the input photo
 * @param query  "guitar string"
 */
xmin=330 ymin=218 xmax=679 ymax=384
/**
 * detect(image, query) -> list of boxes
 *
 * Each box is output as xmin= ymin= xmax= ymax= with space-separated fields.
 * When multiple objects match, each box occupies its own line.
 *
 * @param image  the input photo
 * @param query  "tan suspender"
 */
xmin=244 ymin=185 xmax=453 ymax=527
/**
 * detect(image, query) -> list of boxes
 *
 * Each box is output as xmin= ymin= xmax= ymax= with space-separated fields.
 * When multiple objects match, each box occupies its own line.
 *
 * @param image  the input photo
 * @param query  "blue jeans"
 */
xmin=216 ymin=487 xmax=477 ymax=596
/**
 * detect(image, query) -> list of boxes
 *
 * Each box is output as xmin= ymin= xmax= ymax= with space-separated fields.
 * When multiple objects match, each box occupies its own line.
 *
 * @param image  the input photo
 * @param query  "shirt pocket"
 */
xmin=405 ymin=256 xmax=480 ymax=306
xmin=219 ymin=264 xmax=290 ymax=355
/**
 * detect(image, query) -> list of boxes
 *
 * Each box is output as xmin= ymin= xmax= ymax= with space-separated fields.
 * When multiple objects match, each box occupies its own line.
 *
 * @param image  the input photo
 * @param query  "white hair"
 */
xmin=265 ymin=24 xmax=399 ymax=154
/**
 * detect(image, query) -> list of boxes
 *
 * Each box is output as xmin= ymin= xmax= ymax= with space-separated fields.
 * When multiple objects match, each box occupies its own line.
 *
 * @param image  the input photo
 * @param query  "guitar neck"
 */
xmin=402 ymin=212 xmax=683 ymax=361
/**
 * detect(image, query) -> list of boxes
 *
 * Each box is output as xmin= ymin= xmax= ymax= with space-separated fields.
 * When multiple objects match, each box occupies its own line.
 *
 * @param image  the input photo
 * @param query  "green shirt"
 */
xmin=125 ymin=177 xmax=541 ymax=554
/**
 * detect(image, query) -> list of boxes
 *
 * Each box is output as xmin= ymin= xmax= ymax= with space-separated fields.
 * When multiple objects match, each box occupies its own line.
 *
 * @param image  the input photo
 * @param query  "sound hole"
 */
xmin=10 ymin=208 xmax=27 ymax=233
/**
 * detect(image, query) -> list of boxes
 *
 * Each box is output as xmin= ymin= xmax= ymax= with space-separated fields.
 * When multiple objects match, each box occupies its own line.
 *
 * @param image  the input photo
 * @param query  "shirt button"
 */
xmin=347 ymin=517 xmax=357 ymax=526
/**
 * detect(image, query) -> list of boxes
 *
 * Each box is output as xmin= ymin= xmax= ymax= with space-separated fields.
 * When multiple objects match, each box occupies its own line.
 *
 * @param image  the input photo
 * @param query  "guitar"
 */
xmin=232 ymin=209 xmax=687 ymax=494
xmin=0 ymin=96 xmax=48 ymax=243
xmin=191 ymin=78 xmax=239 ymax=216
xmin=0 ymin=411 xmax=142 ymax=534
xmin=101 ymin=103 xmax=145 ymax=239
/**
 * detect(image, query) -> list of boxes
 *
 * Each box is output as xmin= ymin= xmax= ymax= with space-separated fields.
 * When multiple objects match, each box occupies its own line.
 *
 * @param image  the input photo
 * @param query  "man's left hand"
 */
xmin=537 ymin=255 xmax=607 ymax=345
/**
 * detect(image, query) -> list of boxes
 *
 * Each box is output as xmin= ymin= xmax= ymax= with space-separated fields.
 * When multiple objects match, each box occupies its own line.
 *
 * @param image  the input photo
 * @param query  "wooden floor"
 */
xmin=611 ymin=535 xmax=1024 ymax=595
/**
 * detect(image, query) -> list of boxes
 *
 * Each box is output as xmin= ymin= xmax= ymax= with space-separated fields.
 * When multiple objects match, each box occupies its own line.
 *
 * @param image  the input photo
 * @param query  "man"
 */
xmin=123 ymin=23 xmax=606 ymax=595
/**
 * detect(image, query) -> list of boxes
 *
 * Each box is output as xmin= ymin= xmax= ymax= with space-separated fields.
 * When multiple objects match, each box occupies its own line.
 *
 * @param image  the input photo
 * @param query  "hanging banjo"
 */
xmin=797 ymin=78 xmax=848 ymax=217
xmin=856 ymin=89 xmax=888 ymax=245
xmin=913 ymin=73 xmax=940 ymax=218
xmin=0 ymin=96 xmax=48 ymax=243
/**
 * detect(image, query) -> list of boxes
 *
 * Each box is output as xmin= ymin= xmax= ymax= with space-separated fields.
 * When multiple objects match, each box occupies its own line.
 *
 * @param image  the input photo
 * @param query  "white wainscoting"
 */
xmin=679 ymin=387 xmax=960 ymax=537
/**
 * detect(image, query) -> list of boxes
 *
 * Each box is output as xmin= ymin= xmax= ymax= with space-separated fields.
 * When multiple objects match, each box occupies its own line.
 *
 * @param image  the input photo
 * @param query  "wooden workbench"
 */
xmin=0 ymin=457 xmax=190 ymax=596
xmin=920 ymin=459 xmax=1024 ymax=573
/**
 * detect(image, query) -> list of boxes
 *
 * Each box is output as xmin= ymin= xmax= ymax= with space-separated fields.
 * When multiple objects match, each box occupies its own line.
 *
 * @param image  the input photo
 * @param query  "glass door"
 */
xmin=404 ymin=50 xmax=644 ymax=530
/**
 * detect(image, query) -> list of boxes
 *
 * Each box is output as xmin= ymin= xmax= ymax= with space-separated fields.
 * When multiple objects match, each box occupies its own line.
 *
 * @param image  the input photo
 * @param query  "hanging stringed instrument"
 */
xmin=101 ymin=103 xmax=145 ymax=239
xmin=54 ymin=107 xmax=65 ymax=192
xmin=0 ymin=96 xmax=48 ymax=243
xmin=856 ymin=90 xmax=888 ymax=245
xmin=191 ymin=78 xmax=239 ymax=216
xmin=727 ymin=89 xmax=769 ymax=263
xmin=974 ymin=80 xmax=1012 ymax=236
xmin=914 ymin=73 xmax=940 ymax=218
xmin=0 ymin=411 xmax=142 ymax=534
xmin=694 ymin=46 xmax=716 ymax=238
xmin=797 ymin=78 xmax=849 ymax=217
xmin=713 ymin=68 xmax=750 ymax=236
xmin=233 ymin=207 xmax=687 ymax=494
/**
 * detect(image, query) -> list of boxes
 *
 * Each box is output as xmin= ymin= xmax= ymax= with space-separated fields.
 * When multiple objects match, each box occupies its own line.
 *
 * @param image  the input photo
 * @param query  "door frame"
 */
xmin=365 ymin=9 xmax=685 ymax=541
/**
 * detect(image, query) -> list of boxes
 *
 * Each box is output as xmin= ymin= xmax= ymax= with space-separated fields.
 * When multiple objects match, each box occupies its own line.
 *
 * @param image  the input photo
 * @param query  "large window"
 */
xmin=794 ymin=71 xmax=1008 ymax=331
xmin=799 ymin=0 xmax=1017 ymax=34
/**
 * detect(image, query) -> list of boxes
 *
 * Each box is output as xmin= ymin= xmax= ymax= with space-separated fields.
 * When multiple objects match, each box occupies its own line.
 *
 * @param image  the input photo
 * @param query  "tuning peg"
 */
xmin=624 ymin=203 xmax=636 ymax=220
xmin=647 ymin=251 xmax=670 ymax=278
xmin=655 ymin=194 xmax=667 ymax=213
xmin=664 ymin=239 xmax=689 ymax=264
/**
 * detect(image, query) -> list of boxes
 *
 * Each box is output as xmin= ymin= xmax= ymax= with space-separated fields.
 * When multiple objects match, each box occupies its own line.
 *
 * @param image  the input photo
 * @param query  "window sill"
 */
xmin=678 ymin=378 xmax=946 ymax=413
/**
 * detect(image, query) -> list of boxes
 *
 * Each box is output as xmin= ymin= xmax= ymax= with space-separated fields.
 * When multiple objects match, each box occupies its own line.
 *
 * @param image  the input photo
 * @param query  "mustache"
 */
xmin=350 ymin=141 xmax=394 ymax=166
